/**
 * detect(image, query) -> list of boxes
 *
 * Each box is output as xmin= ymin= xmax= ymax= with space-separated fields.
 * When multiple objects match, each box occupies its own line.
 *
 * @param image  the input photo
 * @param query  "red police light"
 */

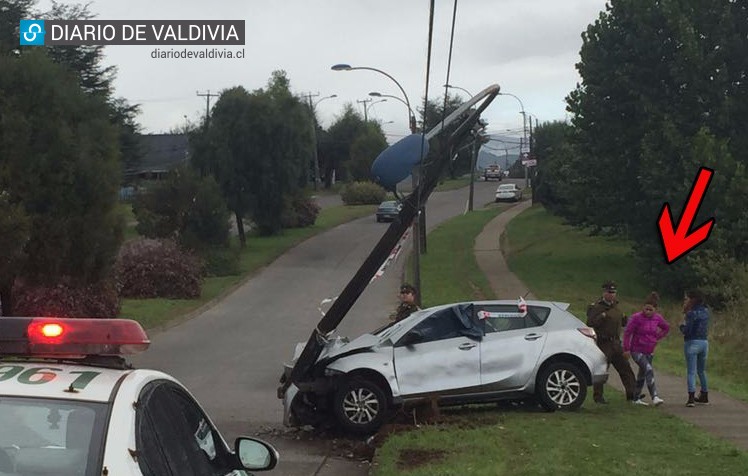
xmin=0 ymin=317 xmax=152 ymax=357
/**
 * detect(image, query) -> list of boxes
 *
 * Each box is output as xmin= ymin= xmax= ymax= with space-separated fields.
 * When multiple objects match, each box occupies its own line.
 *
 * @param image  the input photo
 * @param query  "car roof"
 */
xmin=0 ymin=360 xmax=156 ymax=402
xmin=379 ymin=200 xmax=398 ymax=206
xmin=497 ymin=183 xmax=516 ymax=189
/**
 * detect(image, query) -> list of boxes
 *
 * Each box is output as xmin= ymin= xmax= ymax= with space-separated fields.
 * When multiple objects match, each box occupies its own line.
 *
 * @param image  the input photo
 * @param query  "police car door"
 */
xmin=477 ymin=304 xmax=548 ymax=390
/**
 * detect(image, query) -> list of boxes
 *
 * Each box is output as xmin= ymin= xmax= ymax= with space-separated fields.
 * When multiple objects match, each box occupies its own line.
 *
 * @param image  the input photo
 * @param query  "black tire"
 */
xmin=333 ymin=378 xmax=388 ymax=435
xmin=536 ymin=362 xmax=587 ymax=411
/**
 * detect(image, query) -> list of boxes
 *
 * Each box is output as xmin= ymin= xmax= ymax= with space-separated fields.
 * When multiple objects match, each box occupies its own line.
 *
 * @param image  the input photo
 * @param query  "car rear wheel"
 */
xmin=536 ymin=362 xmax=586 ymax=411
xmin=333 ymin=378 xmax=388 ymax=435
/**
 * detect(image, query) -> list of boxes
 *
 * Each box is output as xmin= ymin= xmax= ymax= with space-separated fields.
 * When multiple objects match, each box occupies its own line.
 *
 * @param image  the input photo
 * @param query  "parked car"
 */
xmin=376 ymin=200 xmax=402 ymax=222
xmin=495 ymin=183 xmax=523 ymax=202
xmin=0 ymin=317 xmax=279 ymax=475
xmin=280 ymin=300 xmax=608 ymax=434
xmin=483 ymin=165 xmax=503 ymax=181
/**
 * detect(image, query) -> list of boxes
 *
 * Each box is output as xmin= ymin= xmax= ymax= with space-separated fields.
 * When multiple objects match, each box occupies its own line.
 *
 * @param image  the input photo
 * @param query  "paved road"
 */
xmin=131 ymin=179 xmax=515 ymax=474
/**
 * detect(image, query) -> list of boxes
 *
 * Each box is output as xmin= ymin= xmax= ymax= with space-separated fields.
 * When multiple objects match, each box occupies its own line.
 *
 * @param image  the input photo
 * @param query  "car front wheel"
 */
xmin=536 ymin=362 xmax=587 ymax=411
xmin=333 ymin=378 xmax=388 ymax=435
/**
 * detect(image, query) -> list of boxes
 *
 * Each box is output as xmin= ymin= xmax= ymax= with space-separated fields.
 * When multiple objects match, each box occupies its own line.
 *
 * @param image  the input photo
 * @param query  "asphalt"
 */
xmin=475 ymin=199 xmax=748 ymax=453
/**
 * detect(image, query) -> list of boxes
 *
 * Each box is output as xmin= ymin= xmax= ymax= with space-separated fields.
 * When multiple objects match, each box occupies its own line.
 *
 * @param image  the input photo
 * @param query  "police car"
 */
xmin=0 ymin=317 xmax=278 ymax=476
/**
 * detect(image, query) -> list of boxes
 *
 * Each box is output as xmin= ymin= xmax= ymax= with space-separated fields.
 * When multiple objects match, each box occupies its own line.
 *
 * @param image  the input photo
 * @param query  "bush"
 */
xmin=13 ymin=277 xmax=120 ymax=318
xmin=115 ymin=238 xmax=202 ymax=299
xmin=201 ymin=246 xmax=242 ymax=277
xmin=133 ymin=167 xmax=230 ymax=250
xmin=281 ymin=196 xmax=321 ymax=228
xmin=340 ymin=181 xmax=386 ymax=205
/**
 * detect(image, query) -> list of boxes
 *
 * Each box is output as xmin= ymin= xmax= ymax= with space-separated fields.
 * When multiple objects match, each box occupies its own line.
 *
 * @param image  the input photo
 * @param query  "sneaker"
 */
xmin=686 ymin=396 xmax=696 ymax=407
xmin=652 ymin=396 xmax=664 ymax=406
xmin=633 ymin=399 xmax=649 ymax=406
xmin=695 ymin=392 xmax=709 ymax=405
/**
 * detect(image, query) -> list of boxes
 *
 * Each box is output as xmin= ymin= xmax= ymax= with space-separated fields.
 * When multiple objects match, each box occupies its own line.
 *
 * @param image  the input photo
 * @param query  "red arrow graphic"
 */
xmin=657 ymin=167 xmax=715 ymax=264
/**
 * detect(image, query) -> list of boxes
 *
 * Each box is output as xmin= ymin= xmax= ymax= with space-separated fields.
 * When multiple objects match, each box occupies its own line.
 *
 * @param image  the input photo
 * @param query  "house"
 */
xmin=123 ymin=133 xmax=189 ymax=183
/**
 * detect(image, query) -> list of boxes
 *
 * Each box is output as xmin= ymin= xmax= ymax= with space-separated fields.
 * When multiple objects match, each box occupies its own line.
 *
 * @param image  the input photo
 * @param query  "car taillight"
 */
xmin=578 ymin=327 xmax=597 ymax=340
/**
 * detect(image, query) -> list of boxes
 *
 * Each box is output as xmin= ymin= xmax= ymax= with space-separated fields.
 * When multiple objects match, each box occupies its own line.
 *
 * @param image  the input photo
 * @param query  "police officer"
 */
xmin=587 ymin=280 xmax=636 ymax=403
xmin=390 ymin=283 xmax=420 ymax=322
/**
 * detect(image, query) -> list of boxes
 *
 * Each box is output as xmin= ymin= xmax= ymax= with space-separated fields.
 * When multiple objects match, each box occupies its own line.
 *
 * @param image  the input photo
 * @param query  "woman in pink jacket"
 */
xmin=623 ymin=292 xmax=671 ymax=406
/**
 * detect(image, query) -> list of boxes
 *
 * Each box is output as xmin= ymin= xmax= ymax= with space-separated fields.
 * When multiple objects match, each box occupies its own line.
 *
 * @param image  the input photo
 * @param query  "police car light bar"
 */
xmin=0 ymin=317 xmax=150 ymax=358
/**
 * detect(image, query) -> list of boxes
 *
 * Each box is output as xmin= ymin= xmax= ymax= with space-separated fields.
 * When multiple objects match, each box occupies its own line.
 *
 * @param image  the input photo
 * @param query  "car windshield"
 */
xmin=379 ymin=201 xmax=398 ymax=208
xmin=0 ymin=397 xmax=108 ymax=476
xmin=497 ymin=184 xmax=515 ymax=191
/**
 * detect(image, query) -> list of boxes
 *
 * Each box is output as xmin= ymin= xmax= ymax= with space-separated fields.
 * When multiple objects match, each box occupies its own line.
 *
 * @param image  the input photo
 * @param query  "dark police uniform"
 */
xmin=391 ymin=302 xmax=419 ymax=322
xmin=587 ymin=295 xmax=636 ymax=402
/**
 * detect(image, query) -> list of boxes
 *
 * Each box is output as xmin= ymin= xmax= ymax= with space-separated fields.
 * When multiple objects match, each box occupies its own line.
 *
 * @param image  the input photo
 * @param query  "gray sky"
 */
xmin=38 ymin=0 xmax=607 ymax=142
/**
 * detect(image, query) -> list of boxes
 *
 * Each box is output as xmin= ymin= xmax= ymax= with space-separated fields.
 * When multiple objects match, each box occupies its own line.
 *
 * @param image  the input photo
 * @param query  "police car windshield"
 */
xmin=0 ymin=397 xmax=108 ymax=476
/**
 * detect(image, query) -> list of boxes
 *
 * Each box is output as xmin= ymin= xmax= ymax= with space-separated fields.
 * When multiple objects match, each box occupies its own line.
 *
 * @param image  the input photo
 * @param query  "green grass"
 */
xmin=374 ymin=394 xmax=748 ymax=475
xmin=503 ymin=205 xmax=748 ymax=403
xmin=434 ymin=177 xmax=472 ymax=192
xmin=373 ymin=202 xmax=748 ymax=476
xmin=119 ymin=204 xmax=376 ymax=329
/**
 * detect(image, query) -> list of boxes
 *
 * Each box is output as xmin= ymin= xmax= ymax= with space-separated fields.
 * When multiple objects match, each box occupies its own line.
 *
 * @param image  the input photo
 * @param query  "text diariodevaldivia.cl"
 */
xmin=150 ymin=48 xmax=245 ymax=59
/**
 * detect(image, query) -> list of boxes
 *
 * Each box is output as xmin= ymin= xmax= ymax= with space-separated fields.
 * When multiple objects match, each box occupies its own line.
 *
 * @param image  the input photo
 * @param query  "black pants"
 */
xmin=594 ymin=340 xmax=636 ymax=400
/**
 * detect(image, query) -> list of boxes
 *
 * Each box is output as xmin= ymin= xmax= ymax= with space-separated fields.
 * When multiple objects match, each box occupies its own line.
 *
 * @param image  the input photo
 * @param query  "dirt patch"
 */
xmin=396 ymin=448 xmax=447 ymax=471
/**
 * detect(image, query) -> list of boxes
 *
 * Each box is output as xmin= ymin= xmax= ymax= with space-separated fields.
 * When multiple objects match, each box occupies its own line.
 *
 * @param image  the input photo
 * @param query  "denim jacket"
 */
xmin=679 ymin=304 xmax=709 ymax=341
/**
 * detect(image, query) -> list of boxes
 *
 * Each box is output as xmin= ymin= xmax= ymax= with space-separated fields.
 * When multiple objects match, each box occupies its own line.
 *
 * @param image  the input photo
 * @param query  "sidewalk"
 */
xmin=475 ymin=200 xmax=748 ymax=452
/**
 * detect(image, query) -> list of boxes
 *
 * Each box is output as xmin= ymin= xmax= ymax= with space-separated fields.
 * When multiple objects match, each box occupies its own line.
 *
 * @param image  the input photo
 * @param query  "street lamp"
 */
xmin=332 ymin=62 xmax=422 ymax=305
xmin=307 ymin=93 xmax=338 ymax=191
xmin=443 ymin=83 xmax=473 ymax=97
xmin=369 ymin=91 xmax=417 ymax=130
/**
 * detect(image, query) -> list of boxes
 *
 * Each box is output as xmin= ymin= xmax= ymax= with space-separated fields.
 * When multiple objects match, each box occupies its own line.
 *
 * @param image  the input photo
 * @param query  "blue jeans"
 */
xmin=684 ymin=340 xmax=708 ymax=393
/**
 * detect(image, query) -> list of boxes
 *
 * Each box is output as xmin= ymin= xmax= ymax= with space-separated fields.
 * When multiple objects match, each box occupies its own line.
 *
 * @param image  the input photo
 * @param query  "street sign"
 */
xmin=522 ymin=159 xmax=537 ymax=167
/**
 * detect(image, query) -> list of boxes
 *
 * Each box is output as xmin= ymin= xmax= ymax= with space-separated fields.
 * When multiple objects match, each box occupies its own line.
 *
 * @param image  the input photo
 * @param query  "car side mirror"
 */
xmin=399 ymin=330 xmax=422 ymax=346
xmin=235 ymin=437 xmax=279 ymax=471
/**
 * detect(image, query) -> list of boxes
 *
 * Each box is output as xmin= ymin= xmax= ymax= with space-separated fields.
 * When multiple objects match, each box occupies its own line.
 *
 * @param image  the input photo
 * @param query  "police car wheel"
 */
xmin=333 ymin=378 xmax=388 ymax=435
xmin=536 ymin=362 xmax=587 ymax=411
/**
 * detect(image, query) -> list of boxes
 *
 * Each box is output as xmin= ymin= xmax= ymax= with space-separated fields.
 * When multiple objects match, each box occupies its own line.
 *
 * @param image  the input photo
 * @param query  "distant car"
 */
xmin=280 ymin=300 xmax=608 ymax=435
xmin=495 ymin=183 xmax=523 ymax=202
xmin=484 ymin=165 xmax=503 ymax=181
xmin=0 ymin=317 xmax=279 ymax=475
xmin=376 ymin=200 xmax=402 ymax=222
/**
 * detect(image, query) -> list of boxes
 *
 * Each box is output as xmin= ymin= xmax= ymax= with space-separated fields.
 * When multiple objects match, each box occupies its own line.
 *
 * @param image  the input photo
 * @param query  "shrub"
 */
xmin=340 ymin=181 xmax=386 ymax=205
xmin=201 ymin=246 xmax=242 ymax=277
xmin=281 ymin=196 xmax=321 ymax=228
xmin=13 ymin=277 xmax=120 ymax=318
xmin=115 ymin=238 xmax=202 ymax=299
xmin=133 ymin=167 xmax=230 ymax=250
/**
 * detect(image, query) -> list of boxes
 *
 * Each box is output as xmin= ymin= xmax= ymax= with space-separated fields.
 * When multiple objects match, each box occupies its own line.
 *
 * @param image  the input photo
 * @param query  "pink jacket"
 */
xmin=623 ymin=311 xmax=670 ymax=354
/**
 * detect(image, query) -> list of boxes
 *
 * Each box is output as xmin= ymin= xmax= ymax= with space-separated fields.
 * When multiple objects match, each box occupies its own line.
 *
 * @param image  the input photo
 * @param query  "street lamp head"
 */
xmin=369 ymin=91 xmax=382 ymax=97
xmin=331 ymin=64 xmax=352 ymax=71
xmin=329 ymin=94 xmax=338 ymax=99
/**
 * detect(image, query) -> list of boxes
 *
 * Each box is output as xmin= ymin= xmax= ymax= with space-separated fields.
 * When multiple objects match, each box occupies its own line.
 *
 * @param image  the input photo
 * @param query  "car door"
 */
xmin=477 ymin=304 xmax=548 ymax=391
xmin=135 ymin=380 xmax=237 ymax=476
xmin=393 ymin=308 xmax=481 ymax=396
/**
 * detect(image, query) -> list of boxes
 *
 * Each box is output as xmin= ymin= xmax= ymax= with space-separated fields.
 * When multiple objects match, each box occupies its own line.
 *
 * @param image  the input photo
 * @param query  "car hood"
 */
xmin=291 ymin=333 xmax=385 ymax=363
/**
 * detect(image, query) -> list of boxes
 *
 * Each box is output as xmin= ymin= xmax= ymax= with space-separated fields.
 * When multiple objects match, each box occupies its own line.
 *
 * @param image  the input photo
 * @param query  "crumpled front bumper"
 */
xmin=280 ymin=383 xmax=300 ymax=427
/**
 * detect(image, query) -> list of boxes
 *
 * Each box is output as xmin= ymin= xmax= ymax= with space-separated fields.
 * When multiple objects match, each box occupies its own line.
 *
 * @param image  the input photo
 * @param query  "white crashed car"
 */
xmin=0 ymin=317 xmax=278 ymax=476
xmin=280 ymin=300 xmax=608 ymax=434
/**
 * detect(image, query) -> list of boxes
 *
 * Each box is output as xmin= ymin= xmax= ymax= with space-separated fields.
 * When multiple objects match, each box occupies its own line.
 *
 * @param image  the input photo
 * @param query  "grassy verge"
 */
xmin=373 ymin=202 xmax=748 ymax=476
xmin=434 ymin=176 xmax=472 ymax=192
xmin=504 ymin=205 xmax=748 ymax=403
xmin=119 ymin=204 xmax=376 ymax=329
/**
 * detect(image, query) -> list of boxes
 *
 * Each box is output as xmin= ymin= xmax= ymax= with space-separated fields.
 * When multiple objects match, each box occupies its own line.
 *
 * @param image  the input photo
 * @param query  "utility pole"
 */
xmin=356 ymin=98 xmax=372 ymax=122
xmin=196 ymin=90 xmax=219 ymax=128
xmin=301 ymin=92 xmax=322 ymax=191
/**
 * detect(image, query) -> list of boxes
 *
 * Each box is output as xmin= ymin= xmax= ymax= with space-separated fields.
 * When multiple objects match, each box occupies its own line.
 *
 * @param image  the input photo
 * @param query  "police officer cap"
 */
xmin=602 ymin=280 xmax=617 ymax=292
xmin=400 ymin=283 xmax=417 ymax=294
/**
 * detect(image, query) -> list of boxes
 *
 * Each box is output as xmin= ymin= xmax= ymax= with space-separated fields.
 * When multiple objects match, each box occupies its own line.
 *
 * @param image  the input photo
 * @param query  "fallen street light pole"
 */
xmin=282 ymin=84 xmax=500 ymax=393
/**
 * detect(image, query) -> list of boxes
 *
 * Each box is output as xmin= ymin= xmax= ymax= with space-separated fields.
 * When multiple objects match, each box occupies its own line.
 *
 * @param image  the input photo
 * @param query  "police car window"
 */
xmin=136 ymin=380 xmax=231 ymax=476
xmin=0 ymin=397 xmax=107 ymax=476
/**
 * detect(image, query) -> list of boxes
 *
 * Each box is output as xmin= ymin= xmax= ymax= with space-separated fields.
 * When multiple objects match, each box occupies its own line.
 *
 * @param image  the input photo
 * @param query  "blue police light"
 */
xmin=370 ymin=134 xmax=429 ymax=192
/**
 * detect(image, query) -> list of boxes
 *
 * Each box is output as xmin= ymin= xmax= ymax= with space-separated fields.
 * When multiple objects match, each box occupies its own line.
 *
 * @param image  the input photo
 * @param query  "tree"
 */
xmin=191 ymin=71 xmax=314 ymax=241
xmin=0 ymin=51 xmax=123 ymax=314
xmin=324 ymin=105 xmax=388 ymax=185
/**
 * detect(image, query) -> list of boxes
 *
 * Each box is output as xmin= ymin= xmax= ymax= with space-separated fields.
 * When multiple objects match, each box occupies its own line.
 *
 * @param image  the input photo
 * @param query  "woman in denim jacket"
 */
xmin=680 ymin=289 xmax=710 ymax=407
xmin=623 ymin=292 xmax=670 ymax=406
